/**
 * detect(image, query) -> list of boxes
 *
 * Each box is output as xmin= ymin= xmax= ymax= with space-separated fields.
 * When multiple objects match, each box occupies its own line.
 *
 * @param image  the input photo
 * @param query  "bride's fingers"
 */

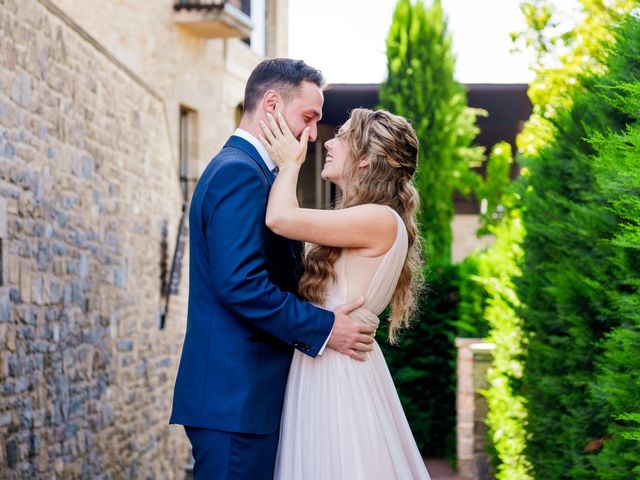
xmin=266 ymin=112 xmax=283 ymax=137
xmin=257 ymin=134 xmax=272 ymax=152
xmin=259 ymin=120 xmax=276 ymax=144
xmin=276 ymin=112 xmax=295 ymax=140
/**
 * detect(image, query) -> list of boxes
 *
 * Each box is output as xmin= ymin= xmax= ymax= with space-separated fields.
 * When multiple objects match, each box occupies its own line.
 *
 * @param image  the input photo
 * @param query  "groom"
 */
xmin=170 ymin=58 xmax=375 ymax=479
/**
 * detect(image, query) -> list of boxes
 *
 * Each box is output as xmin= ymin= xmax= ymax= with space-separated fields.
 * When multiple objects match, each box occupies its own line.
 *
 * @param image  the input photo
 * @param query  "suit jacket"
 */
xmin=169 ymin=135 xmax=334 ymax=434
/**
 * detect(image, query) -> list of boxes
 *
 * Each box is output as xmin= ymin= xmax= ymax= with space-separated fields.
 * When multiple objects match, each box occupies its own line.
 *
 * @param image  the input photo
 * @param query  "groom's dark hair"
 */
xmin=243 ymin=58 xmax=325 ymax=114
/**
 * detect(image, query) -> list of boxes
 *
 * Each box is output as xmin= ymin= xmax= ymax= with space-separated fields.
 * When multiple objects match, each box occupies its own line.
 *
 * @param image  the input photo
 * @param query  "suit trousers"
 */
xmin=185 ymin=426 xmax=280 ymax=480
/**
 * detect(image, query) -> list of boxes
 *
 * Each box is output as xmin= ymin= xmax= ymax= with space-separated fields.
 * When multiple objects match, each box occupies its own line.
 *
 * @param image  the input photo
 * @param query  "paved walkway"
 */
xmin=424 ymin=458 xmax=459 ymax=480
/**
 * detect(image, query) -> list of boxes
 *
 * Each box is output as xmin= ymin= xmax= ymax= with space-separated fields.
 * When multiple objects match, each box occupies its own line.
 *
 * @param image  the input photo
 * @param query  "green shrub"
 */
xmin=456 ymin=254 xmax=488 ymax=338
xmin=458 ymin=142 xmax=533 ymax=479
xmin=479 ymin=213 xmax=532 ymax=480
xmin=517 ymin=13 xmax=640 ymax=479
xmin=587 ymin=35 xmax=640 ymax=477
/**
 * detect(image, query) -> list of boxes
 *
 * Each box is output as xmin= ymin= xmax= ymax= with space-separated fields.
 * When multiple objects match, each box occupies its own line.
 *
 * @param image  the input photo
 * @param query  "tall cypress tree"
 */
xmin=376 ymin=0 xmax=484 ymax=460
xmin=379 ymin=0 xmax=484 ymax=265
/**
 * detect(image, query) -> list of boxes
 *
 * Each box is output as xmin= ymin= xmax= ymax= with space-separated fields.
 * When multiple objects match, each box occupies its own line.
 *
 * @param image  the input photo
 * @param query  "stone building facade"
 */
xmin=0 ymin=0 xmax=287 ymax=477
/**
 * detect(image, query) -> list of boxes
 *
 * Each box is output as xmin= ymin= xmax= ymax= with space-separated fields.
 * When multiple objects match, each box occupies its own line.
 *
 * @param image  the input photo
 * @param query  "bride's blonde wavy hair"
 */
xmin=299 ymin=108 xmax=424 ymax=344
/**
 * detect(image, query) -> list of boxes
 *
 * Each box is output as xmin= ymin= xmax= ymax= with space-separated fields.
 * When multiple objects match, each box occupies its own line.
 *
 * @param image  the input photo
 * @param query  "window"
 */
xmin=249 ymin=0 xmax=266 ymax=56
xmin=179 ymin=106 xmax=198 ymax=202
xmin=241 ymin=0 xmax=266 ymax=55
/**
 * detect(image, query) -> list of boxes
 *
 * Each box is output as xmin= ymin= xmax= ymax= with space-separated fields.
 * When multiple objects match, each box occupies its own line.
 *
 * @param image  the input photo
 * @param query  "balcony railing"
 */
xmin=173 ymin=0 xmax=253 ymax=39
xmin=175 ymin=0 xmax=251 ymax=17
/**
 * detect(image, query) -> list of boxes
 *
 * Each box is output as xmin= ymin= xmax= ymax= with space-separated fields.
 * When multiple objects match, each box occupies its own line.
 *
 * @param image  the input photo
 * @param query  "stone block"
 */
xmin=8 ymin=255 xmax=20 ymax=284
xmin=6 ymin=439 xmax=17 ymax=468
xmin=0 ymin=291 xmax=10 ymax=321
xmin=116 ymin=339 xmax=134 ymax=352
xmin=19 ymin=260 xmax=32 ymax=303
xmin=457 ymin=409 xmax=474 ymax=424
xmin=0 ymin=412 xmax=12 ymax=427
xmin=0 ymin=196 xmax=6 ymax=239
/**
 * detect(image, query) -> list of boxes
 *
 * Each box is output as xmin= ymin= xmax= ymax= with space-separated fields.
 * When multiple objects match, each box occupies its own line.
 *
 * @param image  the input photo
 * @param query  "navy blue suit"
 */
xmin=170 ymin=135 xmax=334 ymax=479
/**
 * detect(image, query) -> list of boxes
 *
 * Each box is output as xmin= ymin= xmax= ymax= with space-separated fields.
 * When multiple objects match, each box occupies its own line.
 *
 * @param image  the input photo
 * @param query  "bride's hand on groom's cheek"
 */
xmin=258 ymin=113 xmax=309 ymax=168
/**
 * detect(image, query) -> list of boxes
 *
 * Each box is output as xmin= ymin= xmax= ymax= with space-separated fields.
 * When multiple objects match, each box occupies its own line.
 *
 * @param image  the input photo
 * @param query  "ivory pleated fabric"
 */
xmin=274 ymin=208 xmax=431 ymax=480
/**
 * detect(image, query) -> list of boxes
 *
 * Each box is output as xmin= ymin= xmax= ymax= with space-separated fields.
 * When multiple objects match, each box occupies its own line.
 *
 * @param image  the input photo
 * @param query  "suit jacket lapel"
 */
xmin=224 ymin=135 xmax=275 ymax=185
xmin=223 ymin=135 xmax=302 ymax=270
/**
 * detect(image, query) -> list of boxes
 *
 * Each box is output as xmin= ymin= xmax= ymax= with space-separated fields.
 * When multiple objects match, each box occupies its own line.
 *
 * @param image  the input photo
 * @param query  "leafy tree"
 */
xmin=379 ymin=0 xmax=484 ymax=264
xmin=513 ymin=0 xmax=637 ymax=155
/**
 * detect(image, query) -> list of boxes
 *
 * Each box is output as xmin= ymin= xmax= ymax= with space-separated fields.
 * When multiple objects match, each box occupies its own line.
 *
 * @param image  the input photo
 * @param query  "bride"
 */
xmin=259 ymin=108 xmax=431 ymax=480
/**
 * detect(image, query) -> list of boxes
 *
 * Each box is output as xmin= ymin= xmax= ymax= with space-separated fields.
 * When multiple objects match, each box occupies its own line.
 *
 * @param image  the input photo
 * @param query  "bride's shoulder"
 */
xmin=345 ymin=204 xmax=397 ymax=227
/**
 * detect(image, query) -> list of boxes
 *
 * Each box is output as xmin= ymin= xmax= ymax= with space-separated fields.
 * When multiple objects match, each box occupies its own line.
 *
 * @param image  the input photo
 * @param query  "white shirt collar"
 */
xmin=233 ymin=128 xmax=277 ymax=172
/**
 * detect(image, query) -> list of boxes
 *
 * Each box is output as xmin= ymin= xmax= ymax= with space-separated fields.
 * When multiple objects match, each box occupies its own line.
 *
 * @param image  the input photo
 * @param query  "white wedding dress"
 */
xmin=274 ymin=208 xmax=431 ymax=480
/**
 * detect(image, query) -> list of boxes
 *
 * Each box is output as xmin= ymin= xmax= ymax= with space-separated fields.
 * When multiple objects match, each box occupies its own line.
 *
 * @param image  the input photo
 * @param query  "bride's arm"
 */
xmin=260 ymin=113 xmax=396 ymax=256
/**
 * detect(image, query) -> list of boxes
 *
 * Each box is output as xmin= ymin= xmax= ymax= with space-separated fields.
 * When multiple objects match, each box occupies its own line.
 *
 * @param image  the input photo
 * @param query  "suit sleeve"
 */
xmin=203 ymin=158 xmax=334 ymax=357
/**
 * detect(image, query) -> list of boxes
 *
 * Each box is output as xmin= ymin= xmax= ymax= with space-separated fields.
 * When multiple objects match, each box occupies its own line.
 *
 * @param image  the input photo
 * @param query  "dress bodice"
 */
xmin=321 ymin=208 xmax=408 ymax=330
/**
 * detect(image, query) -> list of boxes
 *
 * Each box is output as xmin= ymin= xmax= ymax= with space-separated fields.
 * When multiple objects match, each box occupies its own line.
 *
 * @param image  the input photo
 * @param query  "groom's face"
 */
xmin=276 ymin=81 xmax=323 ymax=142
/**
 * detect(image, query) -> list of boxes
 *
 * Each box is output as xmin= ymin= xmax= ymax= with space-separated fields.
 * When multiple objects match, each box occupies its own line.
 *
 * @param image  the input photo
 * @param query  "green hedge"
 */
xmin=516 ymin=14 xmax=640 ymax=479
xmin=587 ymin=26 xmax=640 ymax=476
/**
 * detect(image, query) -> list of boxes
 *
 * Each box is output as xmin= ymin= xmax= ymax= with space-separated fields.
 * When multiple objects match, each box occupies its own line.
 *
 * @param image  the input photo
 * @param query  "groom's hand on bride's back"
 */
xmin=328 ymin=296 xmax=375 ymax=361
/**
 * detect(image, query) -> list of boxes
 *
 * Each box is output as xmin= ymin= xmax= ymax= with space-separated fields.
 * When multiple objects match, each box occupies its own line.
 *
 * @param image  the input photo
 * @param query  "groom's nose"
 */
xmin=307 ymin=122 xmax=318 ymax=142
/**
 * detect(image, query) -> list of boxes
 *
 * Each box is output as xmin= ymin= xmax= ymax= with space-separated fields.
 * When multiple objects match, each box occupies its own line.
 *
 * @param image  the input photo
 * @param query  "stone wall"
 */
xmin=48 ymin=0 xmax=288 ymax=178
xmin=0 ymin=0 xmax=190 ymax=477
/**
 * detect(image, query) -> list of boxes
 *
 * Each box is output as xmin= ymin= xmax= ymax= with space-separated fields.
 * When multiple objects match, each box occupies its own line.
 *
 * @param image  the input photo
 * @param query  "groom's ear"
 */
xmin=262 ymin=90 xmax=279 ymax=114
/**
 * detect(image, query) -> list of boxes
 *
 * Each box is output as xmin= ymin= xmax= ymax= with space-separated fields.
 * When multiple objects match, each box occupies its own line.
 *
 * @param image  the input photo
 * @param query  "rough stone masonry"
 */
xmin=0 ymin=0 xmax=191 ymax=477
